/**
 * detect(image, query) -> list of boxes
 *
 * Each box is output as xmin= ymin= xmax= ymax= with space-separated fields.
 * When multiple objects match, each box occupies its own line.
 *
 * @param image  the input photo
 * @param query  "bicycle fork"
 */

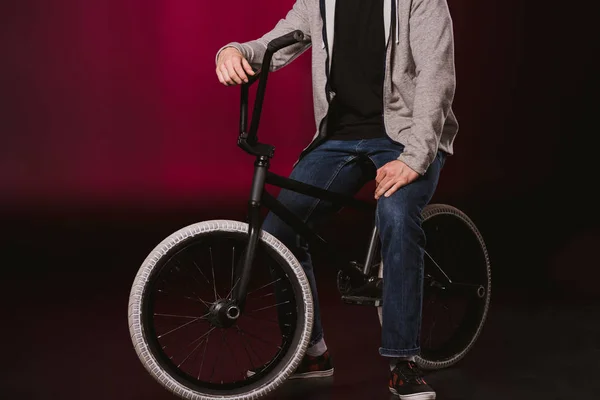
xmin=231 ymin=155 xmax=270 ymax=310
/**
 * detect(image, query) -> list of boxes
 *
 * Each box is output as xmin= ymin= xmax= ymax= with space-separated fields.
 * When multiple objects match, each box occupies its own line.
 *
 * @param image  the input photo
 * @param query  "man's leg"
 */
xmin=361 ymin=137 xmax=445 ymax=398
xmin=261 ymin=140 xmax=372 ymax=349
xmin=376 ymin=153 xmax=444 ymax=357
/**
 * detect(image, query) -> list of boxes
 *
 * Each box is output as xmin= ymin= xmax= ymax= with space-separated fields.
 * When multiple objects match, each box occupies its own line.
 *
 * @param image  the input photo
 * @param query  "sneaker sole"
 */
xmin=389 ymin=387 xmax=436 ymax=400
xmin=246 ymin=368 xmax=334 ymax=380
xmin=288 ymin=368 xmax=334 ymax=380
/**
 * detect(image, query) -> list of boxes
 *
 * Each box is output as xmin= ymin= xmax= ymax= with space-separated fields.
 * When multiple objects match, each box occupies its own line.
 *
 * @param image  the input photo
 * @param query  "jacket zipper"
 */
xmin=316 ymin=0 xmax=332 ymax=141
xmin=297 ymin=0 xmax=330 ymax=161
xmin=381 ymin=0 xmax=394 ymax=138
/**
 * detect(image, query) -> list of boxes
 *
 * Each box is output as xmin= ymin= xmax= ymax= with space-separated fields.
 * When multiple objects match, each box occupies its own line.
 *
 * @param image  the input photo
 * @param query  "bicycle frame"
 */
xmin=230 ymin=31 xmax=379 ymax=306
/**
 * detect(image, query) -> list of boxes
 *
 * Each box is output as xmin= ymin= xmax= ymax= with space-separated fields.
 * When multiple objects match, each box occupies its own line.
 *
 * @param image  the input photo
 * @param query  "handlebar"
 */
xmin=238 ymin=30 xmax=308 ymax=157
xmin=267 ymin=30 xmax=306 ymax=54
xmin=244 ymin=31 xmax=306 ymax=85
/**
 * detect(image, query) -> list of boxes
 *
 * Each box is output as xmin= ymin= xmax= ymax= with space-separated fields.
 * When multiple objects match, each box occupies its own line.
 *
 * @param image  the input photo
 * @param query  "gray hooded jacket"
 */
xmin=216 ymin=0 xmax=459 ymax=175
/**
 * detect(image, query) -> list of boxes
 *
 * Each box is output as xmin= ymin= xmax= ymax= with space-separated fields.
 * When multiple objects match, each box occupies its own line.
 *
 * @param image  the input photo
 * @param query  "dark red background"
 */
xmin=0 ymin=1 xmax=598 ymax=398
xmin=2 ymin=0 xmax=597 ymax=291
xmin=2 ymin=0 xmax=592 ymax=208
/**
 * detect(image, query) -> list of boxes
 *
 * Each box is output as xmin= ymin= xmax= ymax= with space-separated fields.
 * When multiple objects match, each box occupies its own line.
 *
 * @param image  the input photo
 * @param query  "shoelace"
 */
xmin=395 ymin=361 xmax=426 ymax=385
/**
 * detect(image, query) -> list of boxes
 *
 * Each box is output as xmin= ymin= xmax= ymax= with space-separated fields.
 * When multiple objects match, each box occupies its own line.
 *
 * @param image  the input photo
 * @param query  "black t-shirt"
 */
xmin=327 ymin=0 xmax=387 ymax=140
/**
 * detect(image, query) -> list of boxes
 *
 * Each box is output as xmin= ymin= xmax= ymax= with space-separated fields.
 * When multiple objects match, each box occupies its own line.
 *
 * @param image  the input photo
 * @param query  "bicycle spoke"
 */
xmin=178 ymin=333 xmax=210 ymax=368
xmin=209 ymin=329 xmax=224 ymax=383
xmin=158 ymin=277 xmax=204 ymax=305
xmin=224 ymin=245 xmax=242 ymax=300
xmin=180 ymin=260 xmax=212 ymax=301
xmin=222 ymin=330 xmax=245 ymax=380
xmin=197 ymin=333 xmax=210 ymax=380
xmin=156 ymin=289 xmax=206 ymax=304
xmin=225 ymin=277 xmax=240 ymax=301
xmin=157 ymin=312 xmax=210 ymax=339
xmin=209 ymin=247 xmax=220 ymax=301
xmin=236 ymin=325 xmax=270 ymax=359
xmin=247 ymin=278 xmax=282 ymax=296
xmin=186 ymin=326 xmax=216 ymax=349
xmin=425 ymin=250 xmax=453 ymax=284
xmin=237 ymin=327 xmax=281 ymax=350
xmin=236 ymin=326 xmax=257 ymax=370
xmin=248 ymin=301 xmax=290 ymax=313
xmin=192 ymin=260 xmax=211 ymax=286
xmin=175 ymin=260 xmax=212 ymax=307
xmin=189 ymin=335 xmax=203 ymax=370
xmin=154 ymin=313 xmax=208 ymax=319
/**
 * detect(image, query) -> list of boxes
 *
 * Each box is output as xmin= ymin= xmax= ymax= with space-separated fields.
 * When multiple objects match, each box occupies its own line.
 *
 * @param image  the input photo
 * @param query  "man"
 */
xmin=215 ymin=0 xmax=458 ymax=398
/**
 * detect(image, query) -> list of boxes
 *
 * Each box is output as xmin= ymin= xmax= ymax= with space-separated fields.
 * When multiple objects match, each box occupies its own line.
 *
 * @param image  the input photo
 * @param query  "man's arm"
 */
xmin=397 ymin=0 xmax=456 ymax=175
xmin=215 ymin=0 xmax=312 ymax=73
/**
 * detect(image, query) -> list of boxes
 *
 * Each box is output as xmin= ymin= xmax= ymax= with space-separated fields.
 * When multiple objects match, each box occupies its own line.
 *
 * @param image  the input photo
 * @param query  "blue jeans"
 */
xmin=261 ymin=137 xmax=445 ymax=357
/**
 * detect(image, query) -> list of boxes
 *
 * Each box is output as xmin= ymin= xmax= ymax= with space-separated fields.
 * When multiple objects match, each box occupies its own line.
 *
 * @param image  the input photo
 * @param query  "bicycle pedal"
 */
xmin=342 ymin=295 xmax=382 ymax=307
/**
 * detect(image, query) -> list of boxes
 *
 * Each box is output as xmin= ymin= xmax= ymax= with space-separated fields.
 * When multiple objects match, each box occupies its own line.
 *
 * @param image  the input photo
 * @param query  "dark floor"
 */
xmin=2 ymin=208 xmax=599 ymax=399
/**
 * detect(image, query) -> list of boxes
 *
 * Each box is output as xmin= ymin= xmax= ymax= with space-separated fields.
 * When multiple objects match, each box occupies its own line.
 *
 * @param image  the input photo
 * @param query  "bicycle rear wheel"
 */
xmin=128 ymin=220 xmax=313 ymax=399
xmin=377 ymin=204 xmax=491 ymax=370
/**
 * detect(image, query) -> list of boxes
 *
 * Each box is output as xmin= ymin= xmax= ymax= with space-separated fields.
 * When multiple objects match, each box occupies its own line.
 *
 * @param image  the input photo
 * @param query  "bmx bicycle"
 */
xmin=128 ymin=31 xmax=491 ymax=400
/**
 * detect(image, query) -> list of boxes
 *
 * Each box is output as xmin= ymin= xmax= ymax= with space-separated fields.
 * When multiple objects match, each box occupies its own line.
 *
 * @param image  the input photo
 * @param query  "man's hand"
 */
xmin=216 ymin=47 xmax=255 ymax=86
xmin=374 ymin=160 xmax=419 ymax=200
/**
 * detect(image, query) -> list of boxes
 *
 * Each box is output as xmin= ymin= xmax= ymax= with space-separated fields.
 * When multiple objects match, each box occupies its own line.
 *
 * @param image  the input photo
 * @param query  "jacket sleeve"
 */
xmin=215 ymin=0 xmax=312 ymax=71
xmin=397 ymin=0 xmax=457 ymax=175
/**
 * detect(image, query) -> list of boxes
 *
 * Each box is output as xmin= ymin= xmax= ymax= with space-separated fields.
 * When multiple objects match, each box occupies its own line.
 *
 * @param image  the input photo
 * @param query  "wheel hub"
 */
xmin=208 ymin=299 xmax=240 ymax=328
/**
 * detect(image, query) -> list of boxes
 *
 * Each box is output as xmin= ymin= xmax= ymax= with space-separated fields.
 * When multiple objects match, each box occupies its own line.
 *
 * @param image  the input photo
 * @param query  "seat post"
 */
xmin=363 ymin=225 xmax=379 ymax=275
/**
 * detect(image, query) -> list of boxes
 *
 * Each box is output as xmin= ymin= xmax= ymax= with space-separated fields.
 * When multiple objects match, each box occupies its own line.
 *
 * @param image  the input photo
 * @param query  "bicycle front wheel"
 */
xmin=377 ymin=204 xmax=491 ymax=370
xmin=128 ymin=220 xmax=313 ymax=400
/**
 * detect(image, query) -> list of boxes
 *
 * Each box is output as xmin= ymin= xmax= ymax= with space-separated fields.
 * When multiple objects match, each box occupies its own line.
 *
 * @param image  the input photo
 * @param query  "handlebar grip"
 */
xmin=246 ymin=69 xmax=261 ymax=85
xmin=266 ymin=30 xmax=306 ymax=54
